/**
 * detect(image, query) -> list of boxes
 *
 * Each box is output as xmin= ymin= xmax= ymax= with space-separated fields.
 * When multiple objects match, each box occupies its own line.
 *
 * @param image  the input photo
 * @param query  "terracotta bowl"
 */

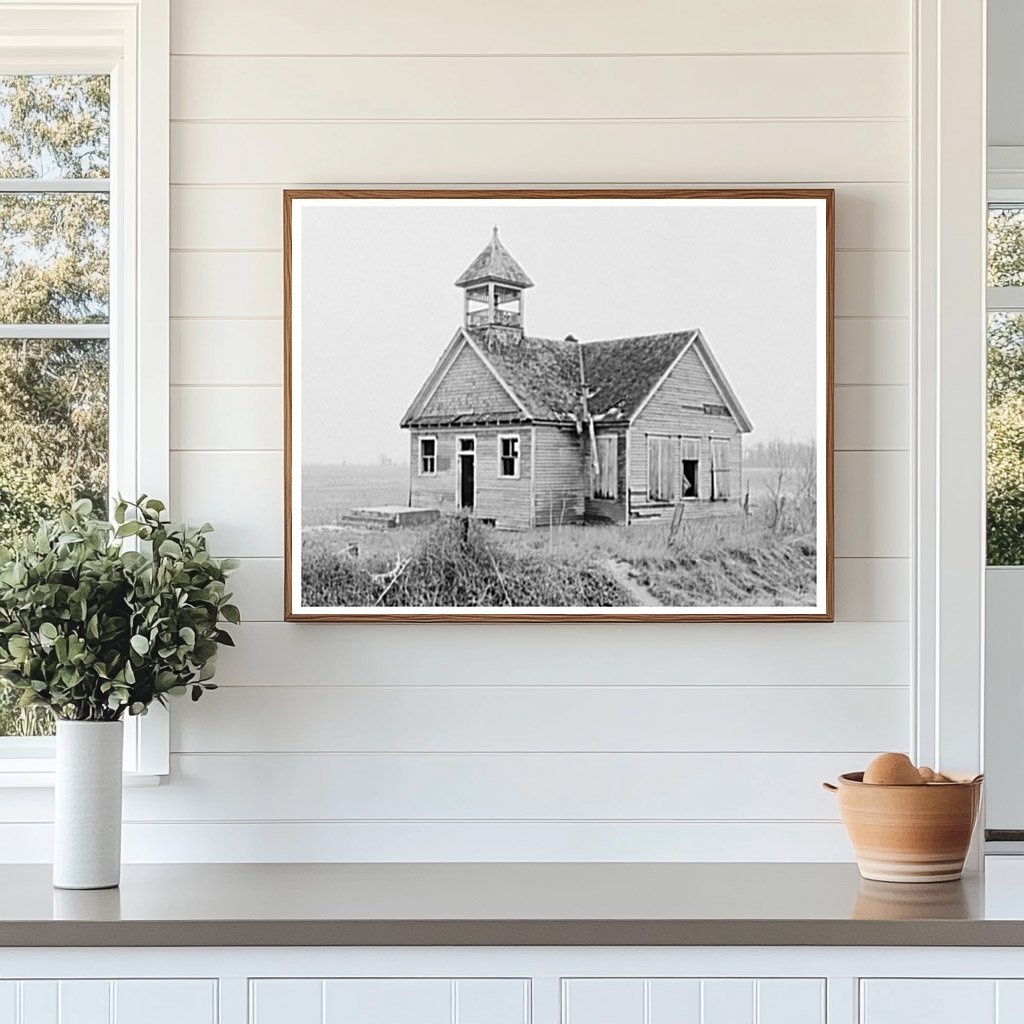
xmin=823 ymin=772 xmax=983 ymax=883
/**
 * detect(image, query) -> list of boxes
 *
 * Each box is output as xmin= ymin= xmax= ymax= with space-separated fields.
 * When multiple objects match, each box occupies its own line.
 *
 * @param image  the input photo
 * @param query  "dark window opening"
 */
xmin=681 ymin=460 xmax=699 ymax=497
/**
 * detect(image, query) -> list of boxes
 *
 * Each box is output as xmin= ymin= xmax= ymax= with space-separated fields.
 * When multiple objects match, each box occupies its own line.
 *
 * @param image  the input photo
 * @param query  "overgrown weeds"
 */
xmin=302 ymin=516 xmax=632 ymax=608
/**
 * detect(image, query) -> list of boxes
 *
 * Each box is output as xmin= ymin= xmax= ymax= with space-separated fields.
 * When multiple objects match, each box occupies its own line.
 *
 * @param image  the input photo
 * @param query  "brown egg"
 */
xmin=863 ymin=752 xmax=925 ymax=786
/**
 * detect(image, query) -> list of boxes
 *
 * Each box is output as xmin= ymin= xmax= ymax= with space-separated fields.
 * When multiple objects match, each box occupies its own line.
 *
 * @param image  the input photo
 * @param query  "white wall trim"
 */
xmin=914 ymin=0 xmax=987 ymax=781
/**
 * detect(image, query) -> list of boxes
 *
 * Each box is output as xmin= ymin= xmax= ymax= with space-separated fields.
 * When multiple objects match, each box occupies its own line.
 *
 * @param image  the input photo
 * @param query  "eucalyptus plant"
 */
xmin=0 ymin=497 xmax=239 ymax=722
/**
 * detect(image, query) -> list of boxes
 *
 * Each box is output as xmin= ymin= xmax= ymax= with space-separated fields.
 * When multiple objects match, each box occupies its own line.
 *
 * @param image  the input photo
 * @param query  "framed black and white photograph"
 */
xmin=284 ymin=189 xmax=833 ymax=622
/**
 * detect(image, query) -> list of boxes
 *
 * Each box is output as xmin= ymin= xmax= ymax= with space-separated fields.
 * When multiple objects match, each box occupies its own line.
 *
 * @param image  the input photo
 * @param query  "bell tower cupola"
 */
xmin=455 ymin=226 xmax=534 ymax=334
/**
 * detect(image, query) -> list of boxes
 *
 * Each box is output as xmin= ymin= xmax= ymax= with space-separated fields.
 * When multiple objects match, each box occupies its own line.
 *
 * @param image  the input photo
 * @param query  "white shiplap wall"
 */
xmin=3 ymin=0 xmax=916 ymax=862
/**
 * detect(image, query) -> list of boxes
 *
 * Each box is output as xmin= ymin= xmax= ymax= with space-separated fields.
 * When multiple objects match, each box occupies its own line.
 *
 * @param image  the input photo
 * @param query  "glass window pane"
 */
xmin=0 ymin=337 xmax=108 ymax=738
xmin=988 ymin=206 xmax=1024 ymax=288
xmin=987 ymin=312 xmax=1024 ymax=565
xmin=0 ymin=192 xmax=109 ymax=323
xmin=0 ymin=75 xmax=109 ymax=179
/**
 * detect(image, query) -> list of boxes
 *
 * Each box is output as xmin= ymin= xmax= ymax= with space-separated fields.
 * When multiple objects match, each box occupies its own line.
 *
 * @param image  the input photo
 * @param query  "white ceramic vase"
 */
xmin=53 ymin=720 xmax=124 ymax=890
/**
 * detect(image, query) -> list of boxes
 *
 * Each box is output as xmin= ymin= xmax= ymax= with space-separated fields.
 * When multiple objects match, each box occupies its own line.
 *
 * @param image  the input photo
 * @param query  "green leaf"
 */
xmin=220 ymin=604 xmax=241 ymax=625
xmin=130 ymin=634 xmax=150 ymax=656
xmin=8 ymin=635 xmax=30 ymax=657
xmin=39 ymin=622 xmax=58 ymax=641
xmin=158 ymin=539 xmax=183 ymax=559
xmin=178 ymin=626 xmax=196 ymax=646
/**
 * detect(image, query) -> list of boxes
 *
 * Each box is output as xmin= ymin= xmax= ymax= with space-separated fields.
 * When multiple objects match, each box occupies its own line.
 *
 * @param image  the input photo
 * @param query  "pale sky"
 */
xmin=297 ymin=200 xmax=821 ymax=465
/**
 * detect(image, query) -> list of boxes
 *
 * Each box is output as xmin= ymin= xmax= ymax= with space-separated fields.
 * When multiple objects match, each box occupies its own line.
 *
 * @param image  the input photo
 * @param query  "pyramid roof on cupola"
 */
xmin=454 ymin=227 xmax=534 ymax=289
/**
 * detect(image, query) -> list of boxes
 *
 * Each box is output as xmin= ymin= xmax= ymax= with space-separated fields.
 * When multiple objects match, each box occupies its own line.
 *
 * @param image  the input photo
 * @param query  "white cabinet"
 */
xmin=861 ymin=980 xmax=1024 ymax=1024
xmin=249 ymin=978 xmax=529 ymax=1024
xmin=0 ymin=980 xmax=216 ymax=1024
xmin=562 ymin=978 xmax=825 ymax=1024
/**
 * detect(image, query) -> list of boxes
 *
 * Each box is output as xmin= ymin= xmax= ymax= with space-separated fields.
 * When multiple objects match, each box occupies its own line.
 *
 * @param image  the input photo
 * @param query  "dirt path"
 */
xmin=601 ymin=558 xmax=662 ymax=607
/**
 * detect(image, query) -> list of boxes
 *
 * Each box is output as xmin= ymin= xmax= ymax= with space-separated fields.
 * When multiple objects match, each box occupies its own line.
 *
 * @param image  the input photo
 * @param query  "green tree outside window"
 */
xmin=0 ymin=75 xmax=110 ymax=736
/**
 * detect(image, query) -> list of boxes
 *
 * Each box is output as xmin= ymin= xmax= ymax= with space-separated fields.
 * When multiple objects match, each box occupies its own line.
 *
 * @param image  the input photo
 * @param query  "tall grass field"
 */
xmin=300 ymin=460 xmax=817 ymax=610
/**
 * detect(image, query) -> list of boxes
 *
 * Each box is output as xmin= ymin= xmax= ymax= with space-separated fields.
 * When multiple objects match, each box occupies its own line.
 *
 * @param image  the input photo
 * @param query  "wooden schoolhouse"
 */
xmin=400 ymin=228 xmax=753 ymax=530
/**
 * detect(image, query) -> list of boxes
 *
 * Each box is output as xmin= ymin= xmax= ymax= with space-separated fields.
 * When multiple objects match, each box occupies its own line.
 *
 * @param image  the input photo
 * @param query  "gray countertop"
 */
xmin=4 ymin=861 xmax=1024 ymax=947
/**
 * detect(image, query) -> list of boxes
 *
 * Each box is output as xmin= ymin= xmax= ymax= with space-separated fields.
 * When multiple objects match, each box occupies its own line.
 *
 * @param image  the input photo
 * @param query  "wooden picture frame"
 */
xmin=284 ymin=189 xmax=834 ymax=622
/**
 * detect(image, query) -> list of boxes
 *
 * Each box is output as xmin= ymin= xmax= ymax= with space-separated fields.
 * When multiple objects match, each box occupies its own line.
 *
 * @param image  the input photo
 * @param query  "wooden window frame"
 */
xmin=680 ymin=436 xmax=701 ymax=500
xmin=497 ymin=433 xmax=521 ymax=480
xmin=710 ymin=437 xmax=731 ymax=501
xmin=418 ymin=435 xmax=437 ymax=476
xmin=595 ymin=434 xmax=618 ymax=500
xmin=646 ymin=434 xmax=673 ymax=503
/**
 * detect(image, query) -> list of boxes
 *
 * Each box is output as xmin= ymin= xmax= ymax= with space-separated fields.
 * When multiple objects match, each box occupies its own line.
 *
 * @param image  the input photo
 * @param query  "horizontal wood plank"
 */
xmin=834 ymin=385 xmax=909 ymax=450
xmin=170 ymin=683 xmax=909 ymax=754
xmin=835 ymin=251 xmax=909 ymax=318
xmin=171 ymin=319 xmax=284 ymax=386
xmin=170 ymin=121 xmax=909 ymax=186
xmin=171 ymin=54 xmax=909 ymax=122
xmin=833 ymin=558 xmax=909 ymax=622
xmin=834 ymin=318 xmax=909 ymax=386
xmin=171 ymin=386 xmax=282 ymax=450
xmin=210 ymin=620 xmax=910 ymax=687
xmin=834 ymin=451 xmax=910 ymax=558
xmin=119 ymin=751 xmax=873 ymax=821
xmin=171 ymin=252 xmax=280 ymax=317
xmin=170 ymin=183 xmax=908 ymax=252
xmin=171 ymin=451 xmax=283 ymax=557
xmin=170 ymin=0 xmax=910 ymax=56
xmin=0 ymin=820 xmax=857 ymax=863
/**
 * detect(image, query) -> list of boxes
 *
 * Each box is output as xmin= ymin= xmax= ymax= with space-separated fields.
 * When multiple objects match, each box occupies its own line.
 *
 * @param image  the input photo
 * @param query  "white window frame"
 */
xmin=497 ymin=433 xmax=521 ymax=480
xmin=0 ymin=0 xmax=170 ymax=785
xmin=914 ymin=0 xmax=986 ymax=839
xmin=418 ymin=435 xmax=437 ymax=476
xmin=982 ymin=192 xmax=1024 ymax=836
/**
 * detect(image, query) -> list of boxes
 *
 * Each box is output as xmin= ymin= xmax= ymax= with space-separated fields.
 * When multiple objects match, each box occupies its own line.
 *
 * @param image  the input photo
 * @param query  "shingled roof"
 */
xmin=402 ymin=327 xmax=752 ymax=431
xmin=454 ymin=227 xmax=535 ymax=289
xmin=582 ymin=332 xmax=697 ymax=422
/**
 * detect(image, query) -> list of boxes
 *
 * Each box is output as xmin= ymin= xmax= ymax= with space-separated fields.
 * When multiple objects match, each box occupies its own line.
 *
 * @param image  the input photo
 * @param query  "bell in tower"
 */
xmin=455 ymin=226 xmax=534 ymax=333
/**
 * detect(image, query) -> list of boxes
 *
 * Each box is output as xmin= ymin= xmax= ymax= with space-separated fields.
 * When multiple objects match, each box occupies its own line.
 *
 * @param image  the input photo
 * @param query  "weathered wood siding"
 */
xmin=474 ymin=429 xmax=534 ymax=528
xmin=628 ymin=346 xmax=744 ymax=519
xmin=409 ymin=427 xmax=533 ymax=529
xmin=584 ymin=427 xmax=629 ymax=524
xmin=420 ymin=340 xmax=522 ymax=421
xmin=533 ymin=425 xmax=586 ymax=526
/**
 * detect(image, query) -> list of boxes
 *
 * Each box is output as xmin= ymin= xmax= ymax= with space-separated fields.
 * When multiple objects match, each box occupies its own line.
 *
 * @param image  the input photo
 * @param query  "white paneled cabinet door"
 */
xmin=562 ymin=978 xmax=825 ymax=1024
xmin=0 ymin=980 xmax=216 ymax=1024
xmin=860 ymin=980 xmax=1024 ymax=1023
xmin=249 ymin=978 xmax=529 ymax=1024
